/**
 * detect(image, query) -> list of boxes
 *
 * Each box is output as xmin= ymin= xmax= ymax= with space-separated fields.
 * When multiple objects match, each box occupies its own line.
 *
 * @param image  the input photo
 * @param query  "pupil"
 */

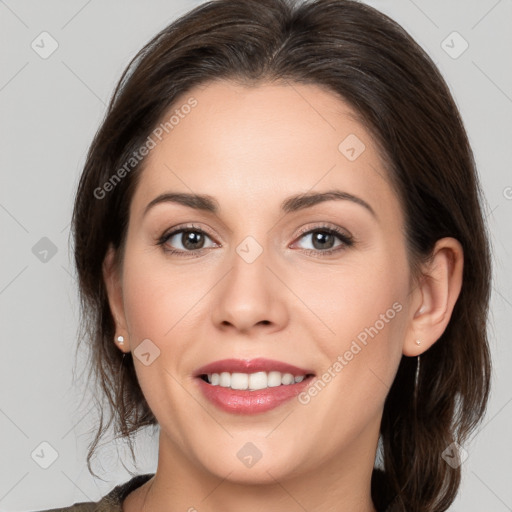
xmin=183 ymin=231 xmax=204 ymax=250
xmin=313 ymin=231 xmax=334 ymax=250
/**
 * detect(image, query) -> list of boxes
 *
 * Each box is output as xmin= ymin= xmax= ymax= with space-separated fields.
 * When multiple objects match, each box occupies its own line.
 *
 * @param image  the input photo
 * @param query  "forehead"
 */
xmin=130 ymin=80 xmax=400 ymax=224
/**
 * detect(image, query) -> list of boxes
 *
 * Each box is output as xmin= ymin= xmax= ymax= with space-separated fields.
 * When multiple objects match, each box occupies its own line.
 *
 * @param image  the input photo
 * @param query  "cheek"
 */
xmin=294 ymin=244 xmax=409 ymax=397
xmin=296 ymin=271 xmax=407 ymax=448
xmin=121 ymin=245 xmax=199 ymax=340
xmin=293 ymin=246 xmax=408 ymax=341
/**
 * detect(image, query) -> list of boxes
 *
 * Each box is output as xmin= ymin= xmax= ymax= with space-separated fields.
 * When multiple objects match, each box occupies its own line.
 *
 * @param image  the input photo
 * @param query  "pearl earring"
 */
xmin=415 ymin=339 xmax=421 ymax=346
xmin=117 ymin=335 xmax=125 ymax=345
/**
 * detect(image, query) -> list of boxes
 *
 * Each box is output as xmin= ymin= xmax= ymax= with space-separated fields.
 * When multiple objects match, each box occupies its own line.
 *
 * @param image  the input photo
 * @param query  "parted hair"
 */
xmin=71 ymin=1 xmax=492 ymax=510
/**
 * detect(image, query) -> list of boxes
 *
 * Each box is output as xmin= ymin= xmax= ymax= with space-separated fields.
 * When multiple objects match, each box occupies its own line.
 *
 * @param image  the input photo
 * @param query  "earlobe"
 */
xmin=403 ymin=237 xmax=464 ymax=357
xmin=103 ymin=245 xmax=129 ymax=350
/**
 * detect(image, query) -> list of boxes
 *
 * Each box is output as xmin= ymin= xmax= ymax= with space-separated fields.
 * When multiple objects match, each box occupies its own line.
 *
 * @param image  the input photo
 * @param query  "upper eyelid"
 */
xmin=162 ymin=223 xmax=217 ymax=241
xmin=160 ymin=223 xmax=352 ymax=247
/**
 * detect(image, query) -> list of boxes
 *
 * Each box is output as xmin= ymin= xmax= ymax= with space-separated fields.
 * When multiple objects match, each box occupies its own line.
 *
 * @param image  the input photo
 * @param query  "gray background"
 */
xmin=1 ymin=1 xmax=511 ymax=510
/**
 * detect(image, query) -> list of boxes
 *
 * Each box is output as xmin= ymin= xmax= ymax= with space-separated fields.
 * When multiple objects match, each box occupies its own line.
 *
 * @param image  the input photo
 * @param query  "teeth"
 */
xmin=231 ymin=372 xmax=248 ymax=390
xmin=249 ymin=371 xmax=268 ymax=390
xmin=205 ymin=371 xmax=308 ymax=390
xmin=267 ymin=371 xmax=282 ymax=387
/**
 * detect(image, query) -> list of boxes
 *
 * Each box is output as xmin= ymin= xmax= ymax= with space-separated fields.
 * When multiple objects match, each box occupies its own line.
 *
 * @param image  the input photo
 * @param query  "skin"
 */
xmin=103 ymin=80 xmax=464 ymax=512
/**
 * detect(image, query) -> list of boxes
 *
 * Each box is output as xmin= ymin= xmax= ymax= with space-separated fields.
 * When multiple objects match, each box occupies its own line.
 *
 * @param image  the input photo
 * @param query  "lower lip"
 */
xmin=196 ymin=376 xmax=313 ymax=414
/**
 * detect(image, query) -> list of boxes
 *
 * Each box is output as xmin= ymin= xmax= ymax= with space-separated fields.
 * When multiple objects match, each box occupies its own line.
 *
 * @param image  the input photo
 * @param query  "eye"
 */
xmin=157 ymin=225 xmax=217 ymax=255
xmin=157 ymin=223 xmax=354 ymax=257
xmin=293 ymin=225 xmax=354 ymax=254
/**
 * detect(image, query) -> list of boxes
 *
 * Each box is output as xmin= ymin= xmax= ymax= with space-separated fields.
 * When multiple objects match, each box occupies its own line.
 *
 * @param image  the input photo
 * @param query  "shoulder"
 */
xmin=29 ymin=473 xmax=155 ymax=512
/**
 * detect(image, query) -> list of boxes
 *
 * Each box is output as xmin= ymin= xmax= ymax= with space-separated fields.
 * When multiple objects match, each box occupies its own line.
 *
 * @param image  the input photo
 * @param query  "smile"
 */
xmin=202 ymin=371 xmax=307 ymax=390
xmin=194 ymin=358 xmax=315 ymax=414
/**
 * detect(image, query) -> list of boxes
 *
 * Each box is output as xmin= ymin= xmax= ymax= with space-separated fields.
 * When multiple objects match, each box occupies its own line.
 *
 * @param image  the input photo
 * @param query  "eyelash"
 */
xmin=156 ymin=223 xmax=355 ymax=258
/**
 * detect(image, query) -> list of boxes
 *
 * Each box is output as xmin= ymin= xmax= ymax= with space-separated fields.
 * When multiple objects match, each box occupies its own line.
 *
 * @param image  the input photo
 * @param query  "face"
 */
xmin=107 ymin=80 xmax=416 ymax=485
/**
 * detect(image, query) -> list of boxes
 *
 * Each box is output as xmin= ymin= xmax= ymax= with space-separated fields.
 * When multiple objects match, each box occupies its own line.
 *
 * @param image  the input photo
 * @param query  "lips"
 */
xmin=194 ymin=358 xmax=315 ymax=415
xmin=194 ymin=358 xmax=314 ymax=377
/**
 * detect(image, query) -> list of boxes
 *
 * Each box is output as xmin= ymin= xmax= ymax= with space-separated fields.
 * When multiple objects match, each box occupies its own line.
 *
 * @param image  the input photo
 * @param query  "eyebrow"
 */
xmin=143 ymin=189 xmax=376 ymax=218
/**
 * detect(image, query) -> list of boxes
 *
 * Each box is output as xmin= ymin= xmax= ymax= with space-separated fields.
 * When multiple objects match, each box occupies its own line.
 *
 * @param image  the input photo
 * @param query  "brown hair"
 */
xmin=71 ymin=0 xmax=492 ymax=510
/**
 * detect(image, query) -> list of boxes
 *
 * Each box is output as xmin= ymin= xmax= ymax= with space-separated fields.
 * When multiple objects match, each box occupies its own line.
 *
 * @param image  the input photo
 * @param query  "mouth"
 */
xmin=194 ymin=358 xmax=315 ymax=414
xmin=198 ymin=370 xmax=314 ymax=390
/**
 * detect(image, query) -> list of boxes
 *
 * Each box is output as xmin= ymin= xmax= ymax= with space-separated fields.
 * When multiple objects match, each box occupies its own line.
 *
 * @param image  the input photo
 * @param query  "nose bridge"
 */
xmin=211 ymin=232 xmax=288 ymax=332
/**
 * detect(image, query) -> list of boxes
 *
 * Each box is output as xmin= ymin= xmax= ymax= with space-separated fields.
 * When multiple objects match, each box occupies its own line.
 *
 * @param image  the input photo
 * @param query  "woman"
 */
xmin=42 ymin=0 xmax=492 ymax=510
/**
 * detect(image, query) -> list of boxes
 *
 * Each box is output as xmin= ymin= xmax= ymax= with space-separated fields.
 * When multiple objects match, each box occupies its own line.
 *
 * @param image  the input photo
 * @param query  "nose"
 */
xmin=211 ymin=247 xmax=289 ymax=335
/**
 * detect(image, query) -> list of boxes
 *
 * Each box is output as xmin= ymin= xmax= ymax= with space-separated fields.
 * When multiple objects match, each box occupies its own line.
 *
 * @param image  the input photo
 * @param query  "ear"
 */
xmin=403 ymin=237 xmax=464 ymax=356
xmin=103 ymin=244 xmax=130 ymax=352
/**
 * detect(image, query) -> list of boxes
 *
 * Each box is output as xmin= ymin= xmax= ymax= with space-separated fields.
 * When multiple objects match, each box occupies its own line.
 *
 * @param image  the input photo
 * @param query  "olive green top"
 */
xmin=32 ymin=473 xmax=155 ymax=512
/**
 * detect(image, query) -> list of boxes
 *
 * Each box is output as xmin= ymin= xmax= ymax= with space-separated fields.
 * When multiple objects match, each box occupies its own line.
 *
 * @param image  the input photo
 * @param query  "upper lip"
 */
xmin=194 ymin=358 xmax=315 ymax=377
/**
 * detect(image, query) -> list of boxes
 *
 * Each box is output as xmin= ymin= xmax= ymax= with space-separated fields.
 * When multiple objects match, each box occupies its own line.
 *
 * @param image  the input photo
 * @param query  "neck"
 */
xmin=133 ymin=429 xmax=379 ymax=512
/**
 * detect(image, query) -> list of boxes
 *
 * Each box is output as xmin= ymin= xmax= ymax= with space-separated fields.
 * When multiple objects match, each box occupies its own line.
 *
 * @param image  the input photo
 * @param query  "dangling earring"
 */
xmin=117 ymin=335 xmax=125 ymax=345
xmin=414 ymin=340 xmax=421 ymax=394
xmin=415 ymin=355 xmax=421 ymax=387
